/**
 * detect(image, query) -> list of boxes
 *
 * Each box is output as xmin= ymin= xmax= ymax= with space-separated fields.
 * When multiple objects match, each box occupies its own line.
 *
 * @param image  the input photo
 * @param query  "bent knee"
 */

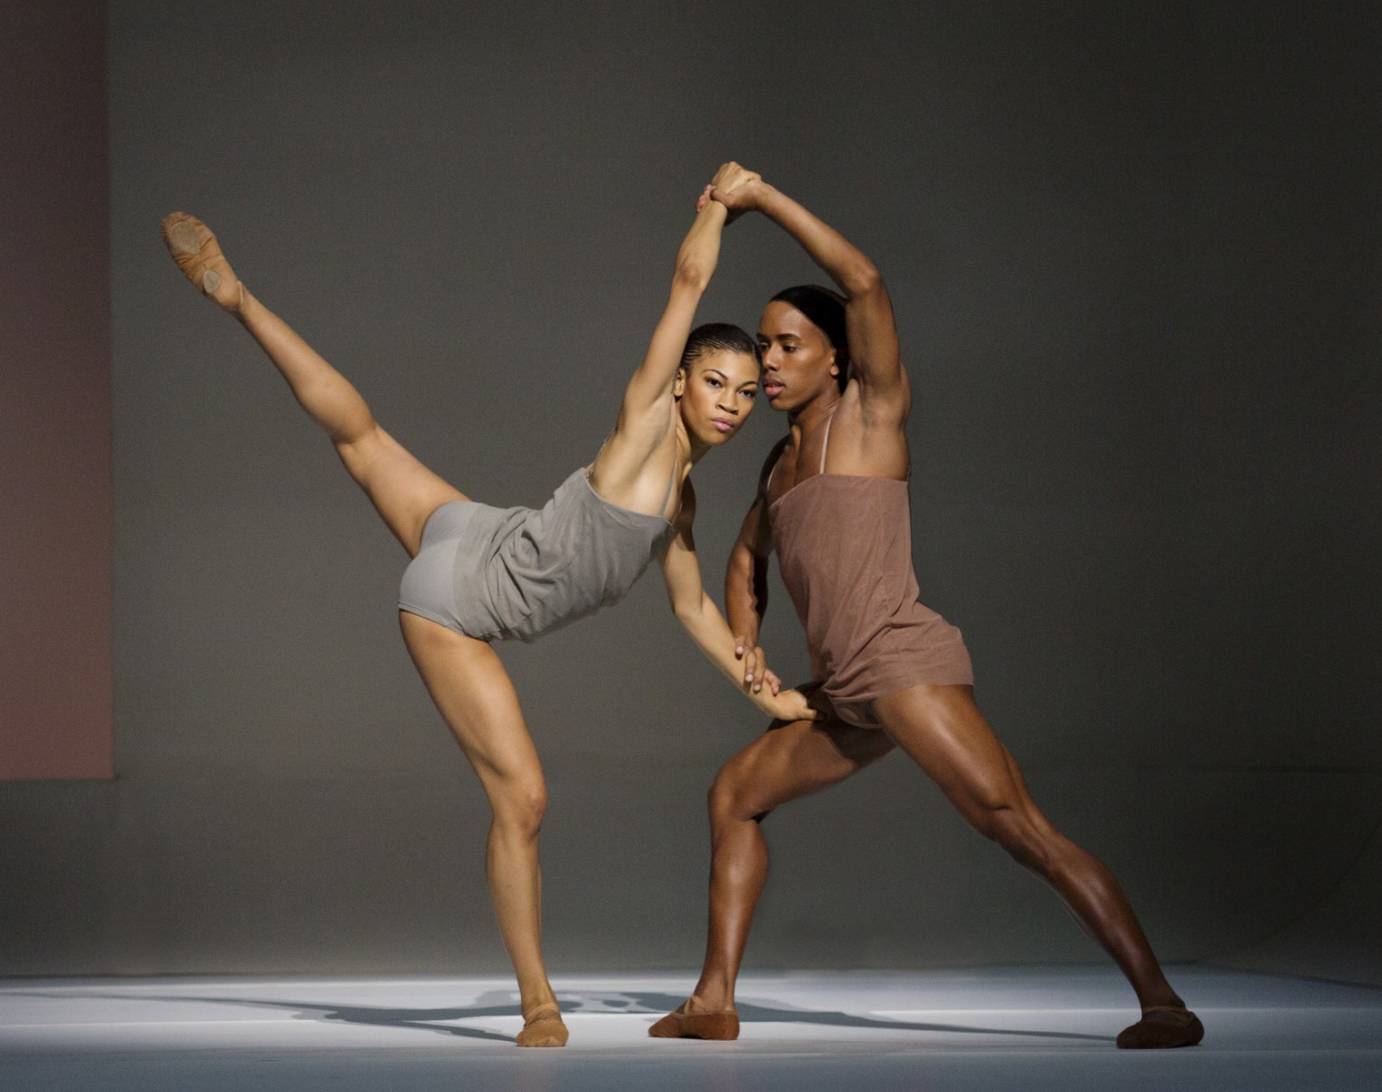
xmin=493 ymin=778 xmax=549 ymax=837
xmin=707 ymin=765 xmax=767 ymax=824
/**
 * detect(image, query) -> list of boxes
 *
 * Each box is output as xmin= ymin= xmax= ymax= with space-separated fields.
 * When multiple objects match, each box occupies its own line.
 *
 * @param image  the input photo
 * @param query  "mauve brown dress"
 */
xmin=767 ymin=413 xmax=973 ymax=727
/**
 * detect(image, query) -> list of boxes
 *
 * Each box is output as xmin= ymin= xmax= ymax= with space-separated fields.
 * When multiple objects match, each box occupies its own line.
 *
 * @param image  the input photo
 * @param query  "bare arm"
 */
xmin=724 ymin=497 xmax=771 ymax=650
xmin=724 ymin=437 xmax=786 ymax=691
xmin=618 ymin=199 xmax=727 ymax=421
xmin=713 ymin=176 xmax=907 ymax=416
xmin=619 ymin=163 xmax=761 ymax=426
xmin=661 ymin=483 xmax=816 ymax=720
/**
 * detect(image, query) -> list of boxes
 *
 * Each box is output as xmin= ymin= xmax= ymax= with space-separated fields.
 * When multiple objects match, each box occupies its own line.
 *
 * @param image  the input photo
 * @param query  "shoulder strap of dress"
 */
xmin=819 ymin=408 xmax=837 ymax=475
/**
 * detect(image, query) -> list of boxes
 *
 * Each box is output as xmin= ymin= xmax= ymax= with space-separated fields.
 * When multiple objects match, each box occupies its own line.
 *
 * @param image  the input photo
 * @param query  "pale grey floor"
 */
xmin=2 ymin=966 xmax=1379 ymax=1091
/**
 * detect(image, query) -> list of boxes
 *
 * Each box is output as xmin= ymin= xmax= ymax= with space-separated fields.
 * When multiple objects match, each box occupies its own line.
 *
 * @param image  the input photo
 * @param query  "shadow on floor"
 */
xmin=10 ymin=987 xmax=1112 ymax=1045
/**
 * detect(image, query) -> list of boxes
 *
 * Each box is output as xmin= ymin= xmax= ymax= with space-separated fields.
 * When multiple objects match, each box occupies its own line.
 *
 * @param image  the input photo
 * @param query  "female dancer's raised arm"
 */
xmin=598 ymin=161 xmax=815 ymax=720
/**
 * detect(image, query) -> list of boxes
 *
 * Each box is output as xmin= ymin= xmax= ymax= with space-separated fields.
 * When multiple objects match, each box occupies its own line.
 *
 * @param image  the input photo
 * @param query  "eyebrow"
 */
xmin=704 ymin=368 xmax=728 ymax=381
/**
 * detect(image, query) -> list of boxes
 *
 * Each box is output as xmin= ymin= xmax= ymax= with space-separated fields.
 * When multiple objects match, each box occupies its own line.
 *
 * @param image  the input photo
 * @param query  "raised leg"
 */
xmin=399 ymin=611 xmax=567 ymax=1047
xmin=872 ymin=683 xmax=1203 ymax=1049
xmin=650 ymin=716 xmax=894 ymax=1039
xmin=162 ymin=212 xmax=462 ymax=556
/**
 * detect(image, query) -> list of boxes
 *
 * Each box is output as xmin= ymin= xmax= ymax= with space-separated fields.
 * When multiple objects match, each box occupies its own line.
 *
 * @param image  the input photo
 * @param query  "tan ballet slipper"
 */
xmin=516 ymin=1005 xmax=569 ymax=1048
xmin=648 ymin=1003 xmax=740 ymax=1040
xmin=160 ymin=211 xmax=244 ymax=312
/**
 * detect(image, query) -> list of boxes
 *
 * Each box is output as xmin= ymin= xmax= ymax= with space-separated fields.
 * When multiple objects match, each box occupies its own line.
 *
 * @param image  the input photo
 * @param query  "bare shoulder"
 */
xmin=831 ymin=380 xmax=909 ymax=477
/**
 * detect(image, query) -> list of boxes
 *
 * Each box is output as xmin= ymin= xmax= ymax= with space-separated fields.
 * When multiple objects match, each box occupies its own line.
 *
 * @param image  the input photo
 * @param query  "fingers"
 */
xmin=742 ymin=646 xmax=760 ymax=691
xmin=764 ymin=669 xmax=782 ymax=695
xmin=734 ymin=635 xmax=747 ymax=659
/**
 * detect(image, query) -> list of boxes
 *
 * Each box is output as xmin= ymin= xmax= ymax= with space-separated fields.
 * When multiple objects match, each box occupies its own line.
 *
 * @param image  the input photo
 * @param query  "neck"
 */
xmin=786 ymin=389 xmax=841 ymax=434
xmin=677 ymin=418 xmax=710 ymax=466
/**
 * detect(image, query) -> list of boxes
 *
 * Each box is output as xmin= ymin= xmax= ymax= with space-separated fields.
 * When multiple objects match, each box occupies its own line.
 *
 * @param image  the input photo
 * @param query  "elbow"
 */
xmin=843 ymin=260 xmax=881 ymax=299
xmin=672 ymin=595 xmax=704 ymax=626
xmin=673 ymin=258 xmax=712 ymax=294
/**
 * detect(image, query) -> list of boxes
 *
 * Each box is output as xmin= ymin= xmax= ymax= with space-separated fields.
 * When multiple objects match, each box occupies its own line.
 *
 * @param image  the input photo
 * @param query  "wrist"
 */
xmin=700 ymin=198 xmax=729 ymax=223
xmin=747 ymin=180 xmax=778 ymax=211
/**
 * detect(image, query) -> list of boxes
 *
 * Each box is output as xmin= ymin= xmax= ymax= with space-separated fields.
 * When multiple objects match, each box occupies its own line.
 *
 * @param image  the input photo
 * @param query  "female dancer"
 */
xmin=160 ymin=163 xmax=816 ymax=1048
xmin=652 ymin=169 xmax=1203 ymax=1049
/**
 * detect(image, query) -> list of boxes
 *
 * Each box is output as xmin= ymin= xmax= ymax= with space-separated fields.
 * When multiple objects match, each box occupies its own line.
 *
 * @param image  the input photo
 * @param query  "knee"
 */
xmin=493 ymin=778 xmax=548 ymax=839
xmin=707 ymin=764 xmax=764 ymax=826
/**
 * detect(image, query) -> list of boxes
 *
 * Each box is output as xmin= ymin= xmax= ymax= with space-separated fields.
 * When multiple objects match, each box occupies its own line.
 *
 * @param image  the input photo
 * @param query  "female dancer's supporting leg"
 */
xmin=659 ymin=688 xmax=1199 ymax=1048
xmin=162 ymin=214 xmax=566 ymax=1046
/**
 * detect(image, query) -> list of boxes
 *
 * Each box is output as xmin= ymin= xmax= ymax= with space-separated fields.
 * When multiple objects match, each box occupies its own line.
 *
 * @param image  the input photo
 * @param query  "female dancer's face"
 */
xmin=756 ymin=301 xmax=839 ymax=411
xmin=676 ymin=349 xmax=761 ymax=446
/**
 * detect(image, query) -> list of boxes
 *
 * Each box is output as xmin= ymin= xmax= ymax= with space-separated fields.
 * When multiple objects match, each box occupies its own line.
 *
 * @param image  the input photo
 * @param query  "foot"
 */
xmin=516 ymin=1004 xmax=568 ymax=1048
xmin=649 ymin=998 xmax=740 ymax=1041
xmin=160 ymin=211 xmax=244 ymax=312
xmin=1116 ymin=1005 xmax=1204 ymax=1049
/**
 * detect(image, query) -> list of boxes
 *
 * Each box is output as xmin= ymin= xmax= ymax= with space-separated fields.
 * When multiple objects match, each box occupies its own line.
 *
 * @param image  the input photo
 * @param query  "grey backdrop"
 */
xmin=3 ymin=0 xmax=1380 ymax=986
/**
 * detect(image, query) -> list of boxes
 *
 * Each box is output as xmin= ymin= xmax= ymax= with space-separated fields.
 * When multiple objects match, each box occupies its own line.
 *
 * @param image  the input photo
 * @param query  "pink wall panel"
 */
xmin=0 ymin=1 xmax=113 ymax=779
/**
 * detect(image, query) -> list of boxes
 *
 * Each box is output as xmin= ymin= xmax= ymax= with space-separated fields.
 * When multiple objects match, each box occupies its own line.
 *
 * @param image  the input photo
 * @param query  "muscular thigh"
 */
xmin=338 ymin=425 xmax=465 ymax=557
xmin=719 ymin=715 xmax=895 ymax=816
xmin=873 ymin=684 xmax=1032 ymax=824
xmin=399 ymin=611 xmax=542 ymax=792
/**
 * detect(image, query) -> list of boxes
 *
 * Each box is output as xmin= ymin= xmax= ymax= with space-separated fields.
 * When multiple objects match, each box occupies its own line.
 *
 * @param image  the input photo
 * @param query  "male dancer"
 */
xmin=651 ymin=168 xmax=1203 ymax=1049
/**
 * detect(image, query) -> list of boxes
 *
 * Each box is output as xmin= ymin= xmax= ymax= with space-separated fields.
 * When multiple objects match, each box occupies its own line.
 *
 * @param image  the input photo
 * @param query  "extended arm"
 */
xmin=713 ymin=176 xmax=906 ymax=413
xmin=619 ymin=199 xmax=727 ymax=418
xmin=620 ymin=163 xmax=760 ymax=422
xmin=661 ymin=484 xmax=816 ymax=720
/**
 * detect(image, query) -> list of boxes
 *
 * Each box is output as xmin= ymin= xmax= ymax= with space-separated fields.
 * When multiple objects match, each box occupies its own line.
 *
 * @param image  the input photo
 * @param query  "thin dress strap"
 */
xmin=819 ymin=408 xmax=837 ymax=474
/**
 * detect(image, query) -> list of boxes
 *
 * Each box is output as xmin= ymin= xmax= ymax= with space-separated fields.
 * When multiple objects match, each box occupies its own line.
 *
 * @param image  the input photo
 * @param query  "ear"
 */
xmin=673 ymin=367 xmax=687 ymax=398
xmin=826 ymin=347 xmax=839 ymax=377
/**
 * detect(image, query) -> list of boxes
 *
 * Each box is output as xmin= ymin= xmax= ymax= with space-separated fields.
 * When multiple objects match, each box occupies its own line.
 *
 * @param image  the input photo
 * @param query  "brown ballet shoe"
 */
xmin=1116 ymin=1006 xmax=1204 ymax=1049
xmin=648 ymin=1005 xmax=740 ymax=1040
xmin=160 ymin=211 xmax=244 ymax=312
xmin=516 ymin=1006 xmax=568 ymax=1048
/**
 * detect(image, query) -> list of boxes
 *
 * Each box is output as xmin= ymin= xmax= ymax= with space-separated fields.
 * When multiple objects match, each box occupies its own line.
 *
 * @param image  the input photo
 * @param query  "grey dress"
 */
xmin=398 ymin=465 xmax=676 ymax=642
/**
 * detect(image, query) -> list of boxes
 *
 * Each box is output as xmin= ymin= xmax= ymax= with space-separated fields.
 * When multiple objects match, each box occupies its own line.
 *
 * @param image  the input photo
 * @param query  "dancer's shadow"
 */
xmin=617 ymin=991 xmax=1112 ymax=1043
xmin=12 ymin=987 xmax=1111 ymax=1044
xmin=11 ymin=989 xmax=517 ymax=1044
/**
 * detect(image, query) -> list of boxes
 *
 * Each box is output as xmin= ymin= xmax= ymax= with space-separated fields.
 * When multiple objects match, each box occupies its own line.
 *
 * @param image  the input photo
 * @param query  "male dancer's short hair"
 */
xmin=770 ymin=284 xmax=850 ymax=392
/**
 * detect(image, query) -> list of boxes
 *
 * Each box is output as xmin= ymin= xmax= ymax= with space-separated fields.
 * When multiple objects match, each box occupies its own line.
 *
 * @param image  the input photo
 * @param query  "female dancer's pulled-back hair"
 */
xmin=680 ymin=322 xmax=762 ymax=371
xmin=770 ymin=284 xmax=850 ymax=391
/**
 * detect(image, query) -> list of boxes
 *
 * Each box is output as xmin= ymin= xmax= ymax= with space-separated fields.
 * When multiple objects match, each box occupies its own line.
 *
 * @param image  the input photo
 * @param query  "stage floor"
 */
xmin=2 ymin=966 xmax=1379 ymax=1090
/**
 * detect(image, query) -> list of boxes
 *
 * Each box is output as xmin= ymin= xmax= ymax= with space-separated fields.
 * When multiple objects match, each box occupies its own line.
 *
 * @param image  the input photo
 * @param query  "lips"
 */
xmin=762 ymin=381 xmax=785 ymax=397
xmin=711 ymin=419 xmax=735 ymax=434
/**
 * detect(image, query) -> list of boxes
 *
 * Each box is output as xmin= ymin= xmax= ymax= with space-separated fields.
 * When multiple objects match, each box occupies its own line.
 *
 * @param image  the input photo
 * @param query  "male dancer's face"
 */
xmin=756 ymin=301 xmax=839 ymax=413
xmin=675 ymin=350 xmax=761 ymax=446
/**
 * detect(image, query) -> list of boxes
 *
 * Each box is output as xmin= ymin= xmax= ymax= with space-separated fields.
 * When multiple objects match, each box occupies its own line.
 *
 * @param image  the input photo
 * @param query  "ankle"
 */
xmin=520 ymin=988 xmax=559 ymax=1021
xmin=687 ymin=990 xmax=734 ymax=1015
xmin=229 ymin=282 xmax=254 ymax=320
